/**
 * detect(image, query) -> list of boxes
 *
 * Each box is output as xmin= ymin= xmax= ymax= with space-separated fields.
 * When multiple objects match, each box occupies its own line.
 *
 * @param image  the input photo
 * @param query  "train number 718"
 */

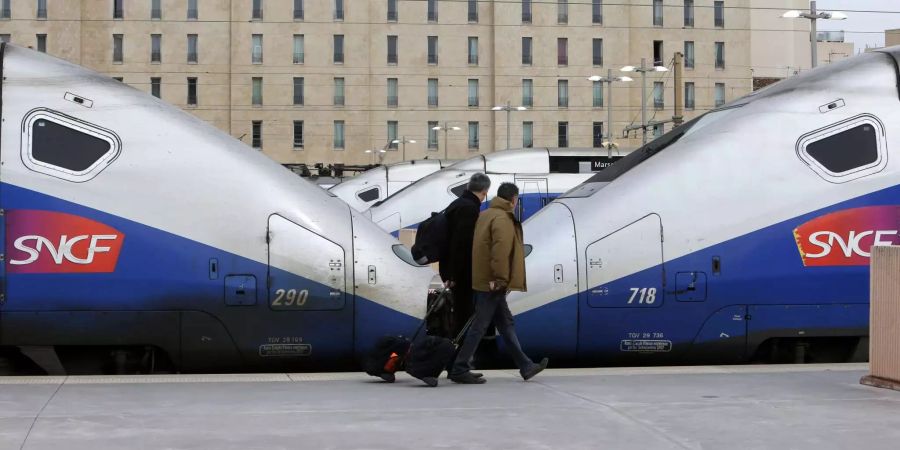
xmin=628 ymin=287 xmax=657 ymax=304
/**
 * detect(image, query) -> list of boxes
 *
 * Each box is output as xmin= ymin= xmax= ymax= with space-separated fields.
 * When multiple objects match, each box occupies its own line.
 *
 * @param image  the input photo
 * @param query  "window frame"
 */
xmin=796 ymin=114 xmax=887 ymax=183
xmin=21 ymin=108 xmax=122 ymax=182
xmin=357 ymin=186 xmax=382 ymax=203
xmin=293 ymin=120 xmax=304 ymax=149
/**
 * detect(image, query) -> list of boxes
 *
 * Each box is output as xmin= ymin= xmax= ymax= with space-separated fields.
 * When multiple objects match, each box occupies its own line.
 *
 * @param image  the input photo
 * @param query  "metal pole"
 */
xmin=606 ymin=69 xmax=613 ymax=145
xmin=443 ymin=122 xmax=448 ymax=160
xmin=506 ymin=101 xmax=511 ymax=150
xmin=401 ymin=136 xmax=406 ymax=162
xmin=641 ymin=58 xmax=647 ymax=145
xmin=810 ymin=1 xmax=818 ymax=68
xmin=673 ymin=52 xmax=684 ymax=126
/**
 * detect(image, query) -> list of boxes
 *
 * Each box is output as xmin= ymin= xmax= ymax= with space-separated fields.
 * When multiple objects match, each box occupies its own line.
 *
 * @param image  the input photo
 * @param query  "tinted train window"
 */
xmin=357 ymin=187 xmax=381 ymax=202
xmin=33 ymin=119 xmax=111 ymax=172
xmin=806 ymin=125 xmax=877 ymax=173
xmin=23 ymin=109 xmax=121 ymax=182
xmin=798 ymin=115 xmax=886 ymax=183
xmin=450 ymin=182 xmax=468 ymax=197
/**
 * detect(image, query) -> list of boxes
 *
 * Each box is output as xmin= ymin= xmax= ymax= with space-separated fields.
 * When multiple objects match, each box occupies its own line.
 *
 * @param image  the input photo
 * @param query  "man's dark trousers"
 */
xmin=450 ymin=284 xmax=474 ymax=338
xmin=450 ymin=290 xmax=534 ymax=376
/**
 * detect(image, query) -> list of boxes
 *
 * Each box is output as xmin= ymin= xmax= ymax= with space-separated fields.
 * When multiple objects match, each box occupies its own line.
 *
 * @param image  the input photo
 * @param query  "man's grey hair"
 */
xmin=468 ymin=173 xmax=491 ymax=193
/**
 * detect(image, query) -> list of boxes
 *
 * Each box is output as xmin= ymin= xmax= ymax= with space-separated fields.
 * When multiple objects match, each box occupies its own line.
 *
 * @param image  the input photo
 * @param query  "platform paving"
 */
xmin=0 ymin=363 xmax=897 ymax=450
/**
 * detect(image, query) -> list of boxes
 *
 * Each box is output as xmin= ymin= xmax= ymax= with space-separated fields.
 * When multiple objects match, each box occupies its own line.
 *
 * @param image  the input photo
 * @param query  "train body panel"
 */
xmin=329 ymin=159 xmax=454 ymax=212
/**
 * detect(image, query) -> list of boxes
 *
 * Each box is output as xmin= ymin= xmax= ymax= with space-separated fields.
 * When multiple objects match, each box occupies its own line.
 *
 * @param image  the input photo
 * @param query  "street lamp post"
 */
xmin=492 ymin=101 xmax=528 ymax=150
xmin=621 ymin=58 xmax=668 ymax=145
xmin=391 ymin=136 xmax=417 ymax=162
xmin=432 ymin=122 xmax=462 ymax=160
xmin=588 ymin=70 xmax=632 ymax=151
xmin=364 ymin=148 xmax=386 ymax=165
xmin=782 ymin=1 xmax=847 ymax=69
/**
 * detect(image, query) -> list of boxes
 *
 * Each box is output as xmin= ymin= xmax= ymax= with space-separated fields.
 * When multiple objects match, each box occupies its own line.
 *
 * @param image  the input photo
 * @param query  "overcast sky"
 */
xmin=816 ymin=0 xmax=900 ymax=51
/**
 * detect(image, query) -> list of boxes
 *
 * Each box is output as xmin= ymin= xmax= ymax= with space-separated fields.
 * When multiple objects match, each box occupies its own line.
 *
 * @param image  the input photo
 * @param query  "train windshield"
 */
xmin=562 ymin=105 xmax=745 ymax=198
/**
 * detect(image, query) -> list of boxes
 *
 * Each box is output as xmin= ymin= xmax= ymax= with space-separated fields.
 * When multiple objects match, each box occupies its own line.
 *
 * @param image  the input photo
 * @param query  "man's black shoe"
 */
xmin=379 ymin=373 xmax=396 ymax=383
xmin=421 ymin=376 xmax=439 ymax=387
xmin=449 ymin=372 xmax=486 ymax=384
xmin=521 ymin=357 xmax=549 ymax=381
xmin=446 ymin=372 xmax=482 ymax=379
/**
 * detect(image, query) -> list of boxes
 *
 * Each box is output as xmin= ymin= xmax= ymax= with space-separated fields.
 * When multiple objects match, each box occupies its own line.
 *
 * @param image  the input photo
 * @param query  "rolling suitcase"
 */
xmin=405 ymin=314 xmax=476 ymax=387
xmin=362 ymin=288 xmax=453 ymax=382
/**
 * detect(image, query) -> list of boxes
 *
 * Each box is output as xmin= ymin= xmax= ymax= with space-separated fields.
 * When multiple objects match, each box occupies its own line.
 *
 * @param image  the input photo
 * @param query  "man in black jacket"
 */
xmin=439 ymin=173 xmax=491 ymax=338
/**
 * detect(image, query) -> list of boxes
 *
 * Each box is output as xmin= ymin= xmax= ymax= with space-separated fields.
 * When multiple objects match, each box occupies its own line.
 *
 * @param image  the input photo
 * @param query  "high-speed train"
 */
xmin=367 ymin=148 xmax=623 ymax=234
xmin=504 ymin=46 xmax=900 ymax=365
xmin=0 ymin=44 xmax=435 ymax=374
xmin=329 ymin=159 xmax=455 ymax=212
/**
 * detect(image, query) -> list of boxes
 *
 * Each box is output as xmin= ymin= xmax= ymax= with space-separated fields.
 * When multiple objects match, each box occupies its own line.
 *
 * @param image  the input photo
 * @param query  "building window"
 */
xmin=653 ymin=0 xmax=663 ymax=26
xmin=522 ymin=0 xmax=532 ymax=23
xmin=252 ymin=121 xmax=262 ymax=149
xmin=151 ymin=34 xmax=161 ymax=63
xmin=558 ymin=38 xmax=568 ymax=66
xmin=293 ymin=121 xmax=304 ymax=149
xmin=684 ymin=0 xmax=694 ymax=27
xmin=334 ymin=34 xmax=344 ymax=64
xmin=113 ymin=0 xmax=124 ymax=19
xmin=558 ymin=80 xmax=569 ymax=108
xmin=428 ymin=121 xmax=439 ymax=149
xmin=715 ymin=42 xmax=725 ymax=69
xmin=187 ymin=34 xmax=198 ymax=63
xmin=468 ymin=122 xmax=479 ymax=150
xmin=151 ymin=77 xmax=161 ymax=98
xmin=427 ymin=36 xmax=438 ymax=64
xmin=293 ymin=35 xmax=304 ymax=64
xmin=252 ymin=77 xmax=263 ymax=106
xmin=468 ymin=0 xmax=478 ymax=22
xmin=715 ymin=83 xmax=725 ymax=107
xmin=387 ymin=121 xmax=399 ymax=149
xmin=714 ymin=1 xmax=724 ymax=27
xmin=592 ymin=0 xmax=603 ymax=24
xmin=188 ymin=0 xmax=198 ymax=20
xmin=252 ymin=0 xmax=262 ymax=20
xmin=387 ymin=35 xmax=398 ymax=64
xmin=593 ymin=122 xmax=604 ymax=148
xmin=293 ymin=0 xmax=303 ymax=20
xmin=468 ymin=79 xmax=479 ymax=107
xmin=387 ymin=0 xmax=397 ymax=21
xmin=387 ymin=78 xmax=399 ymax=107
xmin=653 ymin=40 xmax=664 ymax=67
xmin=557 ymin=0 xmax=568 ymax=24
xmin=593 ymin=81 xmax=604 ymax=107
xmin=149 ymin=0 xmax=160 ymax=20
xmin=428 ymin=78 xmax=439 ymax=107
xmin=684 ymin=41 xmax=694 ymax=69
xmin=558 ymin=122 xmax=569 ymax=148
xmin=293 ymin=77 xmax=304 ymax=105
xmin=36 ymin=34 xmax=46 ymax=53
xmin=112 ymin=34 xmax=124 ymax=63
xmin=334 ymin=77 xmax=345 ymax=106
xmin=334 ymin=121 xmax=345 ymax=149
xmin=522 ymin=37 xmax=532 ymax=65
xmin=592 ymin=38 xmax=603 ymax=66
xmin=187 ymin=77 xmax=197 ymax=105
xmin=653 ymin=123 xmax=664 ymax=137
xmin=252 ymin=34 xmax=263 ymax=64
xmin=685 ymin=82 xmax=695 ymax=110
xmin=1 ymin=0 xmax=9 ymax=19
xmin=522 ymin=79 xmax=533 ymax=107
xmin=334 ymin=0 xmax=344 ymax=20
xmin=523 ymin=121 xmax=533 ymax=148
xmin=37 ymin=0 xmax=47 ymax=19
xmin=427 ymin=0 xmax=437 ymax=22
xmin=113 ymin=77 xmax=124 ymax=82
xmin=653 ymin=82 xmax=664 ymax=109
xmin=468 ymin=37 xmax=478 ymax=65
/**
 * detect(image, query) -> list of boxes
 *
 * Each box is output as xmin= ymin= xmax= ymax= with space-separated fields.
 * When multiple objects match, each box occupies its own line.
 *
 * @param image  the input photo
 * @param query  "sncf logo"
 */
xmin=794 ymin=206 xmax=900 ymax=267
xmin=5 ymin=210 xmax=125 ymax=273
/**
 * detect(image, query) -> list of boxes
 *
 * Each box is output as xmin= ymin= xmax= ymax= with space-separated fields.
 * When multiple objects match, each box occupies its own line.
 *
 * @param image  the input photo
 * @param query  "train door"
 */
xmin=514 ymin=178 xmax=548 ymax=221
xmin=263 ymin=214 xmax=354 ymax=366
xmin=578 ymin=214 xmax=667 ymax=358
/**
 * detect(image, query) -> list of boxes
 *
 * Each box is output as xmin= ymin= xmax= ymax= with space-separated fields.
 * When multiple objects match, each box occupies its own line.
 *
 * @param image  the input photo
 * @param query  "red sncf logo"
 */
xmin=5 ymin=210 xmax=125 ymax=274
xmin=794 ymin=206 xmax=900 ymax=267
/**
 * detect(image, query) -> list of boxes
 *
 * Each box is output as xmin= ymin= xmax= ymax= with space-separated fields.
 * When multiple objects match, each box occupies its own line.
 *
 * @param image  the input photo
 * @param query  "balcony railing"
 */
xmin=654 ymin=99 xmax=665 ymax=110
xmin=1 ymin=8 xmax=10 ymax=19
xmin=522 ymin=12 xmax=532 ymax=23
xmin=557 ymin=13 xmax=567 ymax=24
xmin=188 ymin=9 xmax=198 ymax=20
xmin=558 ymin=98 xmax=569 ymax=108
xmin=468 ymin=139 xmax=479 ymax=149
xmin=593 ymin=14 xmax=602 ymax=24
xmin=387 ymin=53 xmax=397 ymax=64
xmin=522 ymin=54 xmax=532 ymax=65
xmin=468 ymin=55 xmax=478 ymax=65
xmin=558 ymin=56 xmax=568 ymax=66
xmin=522 ymin=97 xmax=533 ymax=107
xmin=387 ymin=96 xmax=398 ymax=107
xmin=334 ymin=95 xmax=345 ymax=106
xmin=428 ymin=54 xmax=437 ymax=65
xmin=715 ymin=60 xmax=725 ymax=69
xmin=334 ymin=8 xmax=343 ymax=20
xmin=334 ymin=52 xmax=344 ymax=63
xmin=468 ymin=12 xmax=478 ymax=22
xmin=252 ymin=8 xmax=262 ymax=20
xmin=293 ymin=53 xmax=304 ymax=64
xmin=293 ymin=94 xmax=304 ymax=105
xmin=468 ymin=97 xmax=478 ymax=107
xmin=387 ymin=10 xmax=397 ymax=21
xmin=151 ymin=8 xmax=161 ymax=19
xmin=428 ymin=11 xmax=438 ymax=22
xmin=684 ymin=15 xmax=694 ymax=27
xmin=113 ymin=8 xmax=124 ymax=19
xmin=151 ymin=52 xmax=161 ymax=62
xmin=715 ymin=17 xmax=724 ymax=27
xmin=37 ymin=8 xmax=47 ymax=19
xmin=428 ymin=96 xmax=438 ymax=107
xmin=188 ymin=52 xmax=198 ymax=63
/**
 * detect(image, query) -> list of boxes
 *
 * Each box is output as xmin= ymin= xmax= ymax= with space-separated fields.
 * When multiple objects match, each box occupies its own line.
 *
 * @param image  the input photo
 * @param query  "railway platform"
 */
xmin=1 ymin=363 xmax=896 ymax=449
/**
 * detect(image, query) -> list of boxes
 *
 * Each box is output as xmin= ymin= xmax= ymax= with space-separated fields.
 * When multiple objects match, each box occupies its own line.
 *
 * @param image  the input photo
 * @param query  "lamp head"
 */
xmin=491 ymin=106 xmax=504 ymax=111
xmin=618 ymin=76 xmax=634 ymax=82
xmin=588 ymin=75 xmax=603 ymax=81
xmin=516 ymin=106 xmax=528 ymax=111
xmin=781 ymin=10 xmax=802 ymax=18
xmin=620 ymin=65 xmax=636 ymax=72
xmin=653 ymin=66 xmax=669 ymax=72
xmin=828 ymin=11 xmax=848 ymax=20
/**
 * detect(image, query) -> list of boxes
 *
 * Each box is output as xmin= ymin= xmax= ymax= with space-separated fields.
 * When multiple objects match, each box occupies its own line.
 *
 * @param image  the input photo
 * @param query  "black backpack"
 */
xmin=410 ymin=210 xmax=449 ymax=265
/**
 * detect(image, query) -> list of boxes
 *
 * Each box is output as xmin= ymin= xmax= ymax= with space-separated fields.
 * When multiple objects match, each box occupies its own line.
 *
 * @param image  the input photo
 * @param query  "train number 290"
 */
xmin=628 ymin=287 xmax=657 ymax=304
xmin=272 ymin=289 xmax=310 ymax=308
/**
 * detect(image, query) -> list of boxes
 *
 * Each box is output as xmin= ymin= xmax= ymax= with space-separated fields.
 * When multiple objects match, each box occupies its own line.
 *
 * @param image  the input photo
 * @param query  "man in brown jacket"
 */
xmin=449 ymin=182 xmax=549 ymax=384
